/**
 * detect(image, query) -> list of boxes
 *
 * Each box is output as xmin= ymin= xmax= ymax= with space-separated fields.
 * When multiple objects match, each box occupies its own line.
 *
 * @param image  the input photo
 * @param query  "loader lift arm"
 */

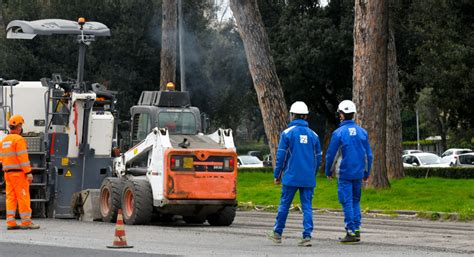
xmin=113 ymin=128 xmax=172 ymax=177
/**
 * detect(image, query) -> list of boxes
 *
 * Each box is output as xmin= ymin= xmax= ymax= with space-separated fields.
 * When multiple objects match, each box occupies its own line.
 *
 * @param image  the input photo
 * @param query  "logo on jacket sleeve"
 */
xmin=300 ymin=135 xmax=308 ymax=144
xmin=348 ymin=128 xmax=357 ymax=136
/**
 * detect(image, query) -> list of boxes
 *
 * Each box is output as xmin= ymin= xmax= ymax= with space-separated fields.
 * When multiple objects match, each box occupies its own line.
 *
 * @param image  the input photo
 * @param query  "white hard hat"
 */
xmin=289 ymin=101 xmax=309 ymax=114
xmin=337 ymin=100 xmax=357 ymax=113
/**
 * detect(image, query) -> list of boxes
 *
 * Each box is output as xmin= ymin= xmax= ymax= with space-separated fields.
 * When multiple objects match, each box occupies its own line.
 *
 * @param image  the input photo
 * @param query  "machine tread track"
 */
xmin=122 ymin=179 xmax=153 ymax=225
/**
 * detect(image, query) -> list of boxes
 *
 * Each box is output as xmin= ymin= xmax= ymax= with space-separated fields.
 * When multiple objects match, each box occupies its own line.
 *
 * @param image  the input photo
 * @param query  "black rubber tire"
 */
xmin=0 ymin=193 xmax=5 ymax=219
xmin=183 ymin=216 xmax=206 ymax=224
xmin=207 ymin=206 xmax=236 ymax=226
xmin=45 ymin=200 xmax=55 ymax=218
xmin=31 ymin=202 xmax=46 ymax=218
xmin=99 ymin=177 xmax=123 ymax=223
xmin=121 ymin=179 xmax=153 ymax=225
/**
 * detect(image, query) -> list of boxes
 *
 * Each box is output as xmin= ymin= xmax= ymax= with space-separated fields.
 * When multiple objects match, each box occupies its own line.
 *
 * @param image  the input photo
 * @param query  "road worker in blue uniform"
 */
xmin=325 ymin=100 xmax=372 ymax=243
xmin=266 ymin=101 xmax=322 ymax=247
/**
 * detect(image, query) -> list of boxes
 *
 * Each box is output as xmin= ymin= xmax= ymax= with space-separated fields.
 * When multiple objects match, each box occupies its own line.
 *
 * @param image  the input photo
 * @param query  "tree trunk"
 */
xmin=230 ymin=0 xmax=288 ymax=166
xmin=386 ymin=27 xmax=404 ymax=179
xmin=0 ymin=0 xmax=5 ymax=32
xmin=437 ymin=113 xmax=448 ymax=151
xmin=353 ymin=0 xmax=390 ymax=188
xmin=321 ymin=121 xmax=337 ymax=175
xmin=160 ymin=0 xmax=177 ymax=90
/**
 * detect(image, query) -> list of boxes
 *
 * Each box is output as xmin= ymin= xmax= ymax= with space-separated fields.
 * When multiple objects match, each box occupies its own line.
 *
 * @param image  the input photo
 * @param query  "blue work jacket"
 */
xmin=274 ymin=119 xmax=322 ymax=187
xmin=325 ymin=120 xmax=373 ymax=180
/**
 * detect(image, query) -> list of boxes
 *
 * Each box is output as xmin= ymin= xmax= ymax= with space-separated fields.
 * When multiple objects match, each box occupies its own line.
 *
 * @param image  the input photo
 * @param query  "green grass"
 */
xmin=237 ymin=172 xmax=474 ymax=219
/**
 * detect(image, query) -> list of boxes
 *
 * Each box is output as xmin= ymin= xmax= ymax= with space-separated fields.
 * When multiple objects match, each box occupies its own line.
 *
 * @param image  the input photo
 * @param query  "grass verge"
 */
xmin=237 ymin=172 xmax=474 ymax=221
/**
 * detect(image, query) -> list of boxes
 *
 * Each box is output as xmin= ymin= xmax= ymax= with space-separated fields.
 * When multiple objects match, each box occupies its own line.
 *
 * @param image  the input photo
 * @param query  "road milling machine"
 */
xmin=1 ymin=18 xmax=238 ymax=225
xmin=0 ymin=18 xmax=117 ymax=218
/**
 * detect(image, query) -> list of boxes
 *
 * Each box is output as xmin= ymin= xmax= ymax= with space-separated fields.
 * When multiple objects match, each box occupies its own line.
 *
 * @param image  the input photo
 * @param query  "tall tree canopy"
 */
xmin=0 ymin=0 xmax=472 ymax=150
xmin=259 ymin=0 xmax=354 ymax=137
xmin=394 ymin=0 xmax=474 ymax=147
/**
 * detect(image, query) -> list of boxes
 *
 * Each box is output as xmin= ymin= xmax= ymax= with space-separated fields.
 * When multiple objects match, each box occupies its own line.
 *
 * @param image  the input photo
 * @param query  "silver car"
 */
xmin=455 ymin=152 xmax=474 ymax=167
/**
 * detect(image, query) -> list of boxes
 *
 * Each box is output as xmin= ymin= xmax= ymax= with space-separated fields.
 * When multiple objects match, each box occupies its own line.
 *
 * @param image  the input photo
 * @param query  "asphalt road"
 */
xmin=0 ymin=211 xmax=472 ymax=256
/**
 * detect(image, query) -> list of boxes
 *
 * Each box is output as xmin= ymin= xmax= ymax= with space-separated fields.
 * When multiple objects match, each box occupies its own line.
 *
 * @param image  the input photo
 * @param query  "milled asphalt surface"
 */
xmin=0 ymin=211 xmax=473 ymax=256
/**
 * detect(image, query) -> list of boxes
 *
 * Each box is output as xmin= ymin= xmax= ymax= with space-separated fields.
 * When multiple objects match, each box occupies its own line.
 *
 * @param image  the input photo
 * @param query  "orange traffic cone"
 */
xmin=107 ymin=209 xmax=133 ymax=248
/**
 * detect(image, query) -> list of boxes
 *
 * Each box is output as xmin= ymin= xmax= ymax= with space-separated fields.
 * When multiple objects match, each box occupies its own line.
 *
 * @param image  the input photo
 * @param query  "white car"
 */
xmin=237 ymin=155 xmax=264 ymax=168
xmin=441 ymin=148 xmax=473 ymax=166
xmin=402 ymin=149 xmax=423 ymax=155
xmin=402 ymin=153 xmax=449 ymax=168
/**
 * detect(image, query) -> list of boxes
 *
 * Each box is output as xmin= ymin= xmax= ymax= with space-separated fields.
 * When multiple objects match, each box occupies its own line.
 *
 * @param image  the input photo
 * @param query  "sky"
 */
xmin=217 ymin=0 xmax=330 ymax=23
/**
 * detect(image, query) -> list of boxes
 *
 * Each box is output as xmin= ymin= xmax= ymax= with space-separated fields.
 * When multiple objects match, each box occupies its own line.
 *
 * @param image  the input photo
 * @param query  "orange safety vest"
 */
xmin=0 ymin=134 xmax=31 ymax=173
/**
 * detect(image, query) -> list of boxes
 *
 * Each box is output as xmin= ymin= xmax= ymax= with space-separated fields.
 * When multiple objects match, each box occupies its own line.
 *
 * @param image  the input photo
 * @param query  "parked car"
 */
xmin=441 ymin=148 xmax=473 ymax=166
xmin=237 ymin=155 xmax=264 ymax=168
xmin=402 ymin=153 xmax=449 ymax=168
xmin=455 ymin=152 xmax=474 ymax=167
xmin=402 ymin=149 xmax=423 ymax=155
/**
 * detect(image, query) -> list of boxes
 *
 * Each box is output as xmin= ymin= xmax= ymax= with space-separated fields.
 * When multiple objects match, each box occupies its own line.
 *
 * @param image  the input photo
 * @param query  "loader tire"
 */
xmin=207 ymin=206 xmax=236 ymax=226
xmin=122 ymin=179 xmax=153 ymax=225
xmin=100 ymin=177 xmax=124 ymax=223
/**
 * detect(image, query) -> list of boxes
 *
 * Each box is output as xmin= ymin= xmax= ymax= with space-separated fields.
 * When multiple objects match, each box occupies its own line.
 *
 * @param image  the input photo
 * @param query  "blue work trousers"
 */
xmin=337 ymin=179 xmax=362 ymax=232
xmin=274 ymin=185 xmax=314 ymax=238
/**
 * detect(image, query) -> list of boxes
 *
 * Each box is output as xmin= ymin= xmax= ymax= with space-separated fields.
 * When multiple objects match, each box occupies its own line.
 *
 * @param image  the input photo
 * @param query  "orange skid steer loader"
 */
xmin=99 ymin=90 xmax=238 ymax=225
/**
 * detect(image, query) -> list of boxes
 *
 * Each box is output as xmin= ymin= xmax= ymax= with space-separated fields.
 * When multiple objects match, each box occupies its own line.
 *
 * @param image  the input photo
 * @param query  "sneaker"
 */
xmin=20 ymin=223 xmax=40 ymax=230
xmin=266 ymin=230 xmax=282 ymax=244
xmin=7 ymin=225 xmax=20 ymax=230
xmin=339 ymin=232 xmax=358 ymax=244
xmin=297 ymin=237 xmax=312 ymax=247
xmin=355 ymin=230 xmax=361 ymax=241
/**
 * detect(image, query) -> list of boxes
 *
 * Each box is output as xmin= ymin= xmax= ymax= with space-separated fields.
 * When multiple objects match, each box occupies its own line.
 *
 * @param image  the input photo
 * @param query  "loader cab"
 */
xmin=129 ymin=91 xmax=202 ymax=146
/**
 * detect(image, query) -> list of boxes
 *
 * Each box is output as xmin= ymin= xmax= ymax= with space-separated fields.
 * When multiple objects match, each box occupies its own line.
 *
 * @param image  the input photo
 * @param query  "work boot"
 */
xmin=339 ymin=231 xmax=358 ymax=244
xmin=266 ymin=230 xmax=282 ymax=244
xmin=7 ymin=225 xmax=20 ymax=230
xmin=20 ymin=223 xmax=40 ymax=230
xmin=297 ymin=237 xmax=312 ymax=247
xmin=354 ymin=229 xmax=361 ymax=242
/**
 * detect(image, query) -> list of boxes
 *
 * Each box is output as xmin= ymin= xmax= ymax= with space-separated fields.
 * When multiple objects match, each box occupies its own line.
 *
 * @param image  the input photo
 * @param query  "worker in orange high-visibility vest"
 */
xmin=1 ymin=114 xmax=40 ymax=230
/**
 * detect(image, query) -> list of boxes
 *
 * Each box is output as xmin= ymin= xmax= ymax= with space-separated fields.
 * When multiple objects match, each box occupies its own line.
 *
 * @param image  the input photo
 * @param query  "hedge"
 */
xmin=238 ymin=167 xmax=474 ymax=179
xmin=402 ymin=140 xmax=436 ymax=146
xmin=403 ymin=167 xmax=474 ymax=179
xmin=238 ymin=167 xmax=273 ymax=173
